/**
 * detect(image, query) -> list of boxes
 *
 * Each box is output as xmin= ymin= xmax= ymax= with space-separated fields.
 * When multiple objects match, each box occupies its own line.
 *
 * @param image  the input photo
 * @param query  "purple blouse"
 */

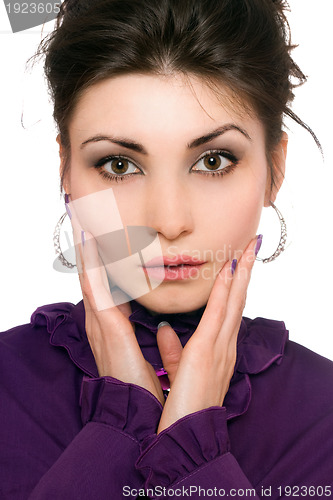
xmin=0 ymin=300 xmax=332 ymax=499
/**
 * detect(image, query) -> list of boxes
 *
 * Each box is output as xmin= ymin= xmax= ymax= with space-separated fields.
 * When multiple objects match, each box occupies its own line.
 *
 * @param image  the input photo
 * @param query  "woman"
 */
xmin=1 ymin=0 xmax=332 ymax=498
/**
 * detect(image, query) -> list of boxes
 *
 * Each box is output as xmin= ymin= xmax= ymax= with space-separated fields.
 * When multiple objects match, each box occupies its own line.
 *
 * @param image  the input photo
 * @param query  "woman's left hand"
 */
xmin=156 ymin=236 xmax=259 ymax=433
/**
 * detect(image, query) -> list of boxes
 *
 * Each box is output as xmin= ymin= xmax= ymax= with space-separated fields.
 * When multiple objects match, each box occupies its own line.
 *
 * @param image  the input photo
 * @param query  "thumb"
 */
xmin=157 ymin=322 xmax=183 ymax=385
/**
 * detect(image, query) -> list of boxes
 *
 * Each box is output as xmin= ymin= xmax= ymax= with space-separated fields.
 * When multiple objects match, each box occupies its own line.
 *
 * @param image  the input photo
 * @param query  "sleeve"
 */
xmin=136 ymin=407 xmax=260 ymax=499
xmin=30 ymin=380 xmax=260 ymax=499
xmin=29 ymin=376 xmax=163 ymax=500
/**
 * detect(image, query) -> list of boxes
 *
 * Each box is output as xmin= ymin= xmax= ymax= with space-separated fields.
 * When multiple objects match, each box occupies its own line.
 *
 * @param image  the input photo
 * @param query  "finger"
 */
xmin=79 ymin=231 xmax=116 ymax=312
xmin=192 ymin=258 xmax=235 ymax=343
xmin=68 ymin=199 xmax=84 ymax=275
xmin=146 ymin=362 xmax=164 ymax=404
xmin=217 ymin=236 xmax=259 ymax=341
xmin=157 ymin=322 xmax=183 ymax=385
xmin=66 ymin=194 xmax=113 ymax=313
xmin=111 ymin=288 xmax=133 ymax=322
xmin=76 ymin=230 xmax=134 ymax=341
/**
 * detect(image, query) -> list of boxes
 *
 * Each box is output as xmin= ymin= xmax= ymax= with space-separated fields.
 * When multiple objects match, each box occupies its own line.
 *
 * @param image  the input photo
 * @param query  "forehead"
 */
xmin=69 ymin=73 xmax=264 ymax=146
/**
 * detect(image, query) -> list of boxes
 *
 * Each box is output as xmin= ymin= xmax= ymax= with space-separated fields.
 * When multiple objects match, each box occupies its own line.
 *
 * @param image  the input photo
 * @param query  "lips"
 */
xmin=144 ymin=255 xmax=206 ymax=267
xmin=142 ymin=256 xmax=206 ymax=281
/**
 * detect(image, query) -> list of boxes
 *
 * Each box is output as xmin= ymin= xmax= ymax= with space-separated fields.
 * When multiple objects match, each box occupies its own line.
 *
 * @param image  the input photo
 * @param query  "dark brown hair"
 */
xmin=35 ymin=0 xmax=319 ymax=190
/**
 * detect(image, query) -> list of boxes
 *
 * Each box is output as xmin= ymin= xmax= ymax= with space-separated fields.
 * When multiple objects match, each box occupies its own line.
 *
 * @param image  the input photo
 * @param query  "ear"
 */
xmin=56 ymin=134 xmax=70 ymax=194
xmin=264 ymin=132 xmax=288 ymax=207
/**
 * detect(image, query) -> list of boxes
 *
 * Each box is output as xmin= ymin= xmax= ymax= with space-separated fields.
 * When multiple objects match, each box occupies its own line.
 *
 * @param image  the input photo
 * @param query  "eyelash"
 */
xmin=93 ymin=150 xmax=239 ymax=183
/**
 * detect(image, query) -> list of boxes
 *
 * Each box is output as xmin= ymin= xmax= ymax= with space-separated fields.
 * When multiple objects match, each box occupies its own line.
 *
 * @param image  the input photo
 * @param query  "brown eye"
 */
xmin=203 ymin=154 xmax=222 ymax=170
xmin=94 ymin=155 xmax=141 ymax=181
xmin=192 ymin=151 xmax=238 ymax=175
xmin=110 ymin=158 xmax=130 ymax=174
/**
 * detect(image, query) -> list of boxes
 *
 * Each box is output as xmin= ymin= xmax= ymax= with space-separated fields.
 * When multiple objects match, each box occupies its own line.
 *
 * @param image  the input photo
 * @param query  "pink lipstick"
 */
xmin=142 ymin=255 xmax=206 ymax=281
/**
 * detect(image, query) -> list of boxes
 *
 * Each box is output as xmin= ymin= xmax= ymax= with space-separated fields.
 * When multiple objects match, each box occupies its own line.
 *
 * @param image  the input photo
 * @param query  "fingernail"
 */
xmin=81 ymin=230 xmax=85 ymax=248
xmin=231 ymin=258 xmax=237 ymax=275
xmin=64 ymin=193 xmax=72 ymax=220
xmin=255 ymin=234 xmax=263 ymax=256
xmin=157 ymin=321 xmax=171 ymax=330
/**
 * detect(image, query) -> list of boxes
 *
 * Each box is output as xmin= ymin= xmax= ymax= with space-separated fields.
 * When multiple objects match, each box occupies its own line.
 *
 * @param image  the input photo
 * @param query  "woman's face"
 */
xmin=64 ymin=73 xmax=284 ymax=314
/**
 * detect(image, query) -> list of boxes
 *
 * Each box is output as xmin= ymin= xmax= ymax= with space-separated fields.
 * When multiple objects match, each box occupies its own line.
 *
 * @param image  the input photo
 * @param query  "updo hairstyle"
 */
xmin=35 ymin=0 xmax=317 ymax=190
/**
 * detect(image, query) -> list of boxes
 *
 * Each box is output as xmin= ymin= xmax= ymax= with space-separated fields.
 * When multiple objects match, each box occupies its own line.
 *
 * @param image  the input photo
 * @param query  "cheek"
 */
xmin=230 ymin=196 xmax=263 ymax=254
xmin=68 ymin=162 xmax=88 ymax=199
xmin=68 ymin=159 xmax=105 ymax=200
xmin=203 ymin=172 xmax=266 ymax=257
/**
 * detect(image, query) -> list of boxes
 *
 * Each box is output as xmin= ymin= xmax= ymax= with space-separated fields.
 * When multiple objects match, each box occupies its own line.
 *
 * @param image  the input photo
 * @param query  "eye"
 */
xmin=192 ymin=151 xmax=238 ymax=175
xmin=94 ymin=155 xmax=141 ymax=181
xmin=100 ymin=156 xmax=138 ymax=175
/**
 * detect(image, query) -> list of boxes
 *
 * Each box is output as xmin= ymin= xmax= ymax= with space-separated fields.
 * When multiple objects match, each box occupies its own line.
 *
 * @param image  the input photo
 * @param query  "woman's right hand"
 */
xmin=70 ymin=208 xmax=164 ymax=406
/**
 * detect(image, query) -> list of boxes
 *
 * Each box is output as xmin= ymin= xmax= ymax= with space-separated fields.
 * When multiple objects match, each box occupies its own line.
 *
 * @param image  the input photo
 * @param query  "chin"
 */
xmin=135 ymin=281 xmax=210 ymax=315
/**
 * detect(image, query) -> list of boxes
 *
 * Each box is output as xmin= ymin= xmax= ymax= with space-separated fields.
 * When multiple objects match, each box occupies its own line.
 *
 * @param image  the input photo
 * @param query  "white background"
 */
xmin=0 ymin=1 xmax=332 ymax=360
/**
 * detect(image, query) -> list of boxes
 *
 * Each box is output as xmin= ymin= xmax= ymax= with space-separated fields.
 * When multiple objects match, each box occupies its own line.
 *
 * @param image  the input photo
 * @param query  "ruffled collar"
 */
xmin=127 ymin=299 xmax=249 ymax=367
xmin=128 ymin=299 xmax=207 ymax=334
xmin=31 ymin=299 xmax=288 ymax=421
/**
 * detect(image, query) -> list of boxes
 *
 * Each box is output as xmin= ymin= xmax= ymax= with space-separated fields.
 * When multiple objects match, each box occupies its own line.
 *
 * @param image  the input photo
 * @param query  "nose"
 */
xmin=144 ymin=177 xmax=194 ymax=241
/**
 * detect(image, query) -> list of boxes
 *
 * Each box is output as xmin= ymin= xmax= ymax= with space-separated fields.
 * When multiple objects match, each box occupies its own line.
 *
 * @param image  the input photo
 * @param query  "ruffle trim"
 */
xmin=30 ymin=301 xmax=289 ymax=421
xmin=128 ymin=299 xmax=207 ymax=334
xmin=223 ymin=317 xmax=288 ymax=420
xmin=236 ymin=317 xmax=288 ymax=374
xmin=136 ymin=407 xmax=229 ymax=487
xmin=80 ymin=376 xmax=162 ymax=441
xmin=30 ymin=301 xmax=98 ymax=378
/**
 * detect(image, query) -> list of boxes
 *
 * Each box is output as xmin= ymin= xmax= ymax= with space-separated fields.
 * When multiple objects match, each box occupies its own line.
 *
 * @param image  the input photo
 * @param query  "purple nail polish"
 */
xmin=81 ymin=230 xmax=85 ymax=247
xmin=231 ymin=258 xmax=237 ymax=275
xmin=64 ymin=193 xmax=72 ymax=220
xmin=255 ymin=234 xmax=263 ymax=256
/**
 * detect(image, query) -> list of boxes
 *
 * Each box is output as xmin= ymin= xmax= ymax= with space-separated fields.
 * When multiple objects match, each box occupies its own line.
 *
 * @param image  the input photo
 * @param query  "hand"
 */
xmin=156 ymin=236 xmax=260 ymax=433
xmin=70 ymin=206 xmax=164 ymax=405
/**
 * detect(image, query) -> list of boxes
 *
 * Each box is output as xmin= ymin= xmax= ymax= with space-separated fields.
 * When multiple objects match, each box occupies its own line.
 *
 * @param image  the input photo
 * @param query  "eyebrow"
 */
xmin=80 ymin=123 xmax=251 ymax=153
xmin=188 ymin=124 xmax=252 ymax=148
xmin=80 ymin=135 xmax=146 ymax=153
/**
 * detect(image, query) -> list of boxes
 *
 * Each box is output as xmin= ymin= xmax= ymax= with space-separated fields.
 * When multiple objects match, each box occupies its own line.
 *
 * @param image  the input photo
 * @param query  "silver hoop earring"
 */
xmin=256 ymin=201 xmax=287 ymax=264
xmin=53 ymin=212 xmax=76 ymax=269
